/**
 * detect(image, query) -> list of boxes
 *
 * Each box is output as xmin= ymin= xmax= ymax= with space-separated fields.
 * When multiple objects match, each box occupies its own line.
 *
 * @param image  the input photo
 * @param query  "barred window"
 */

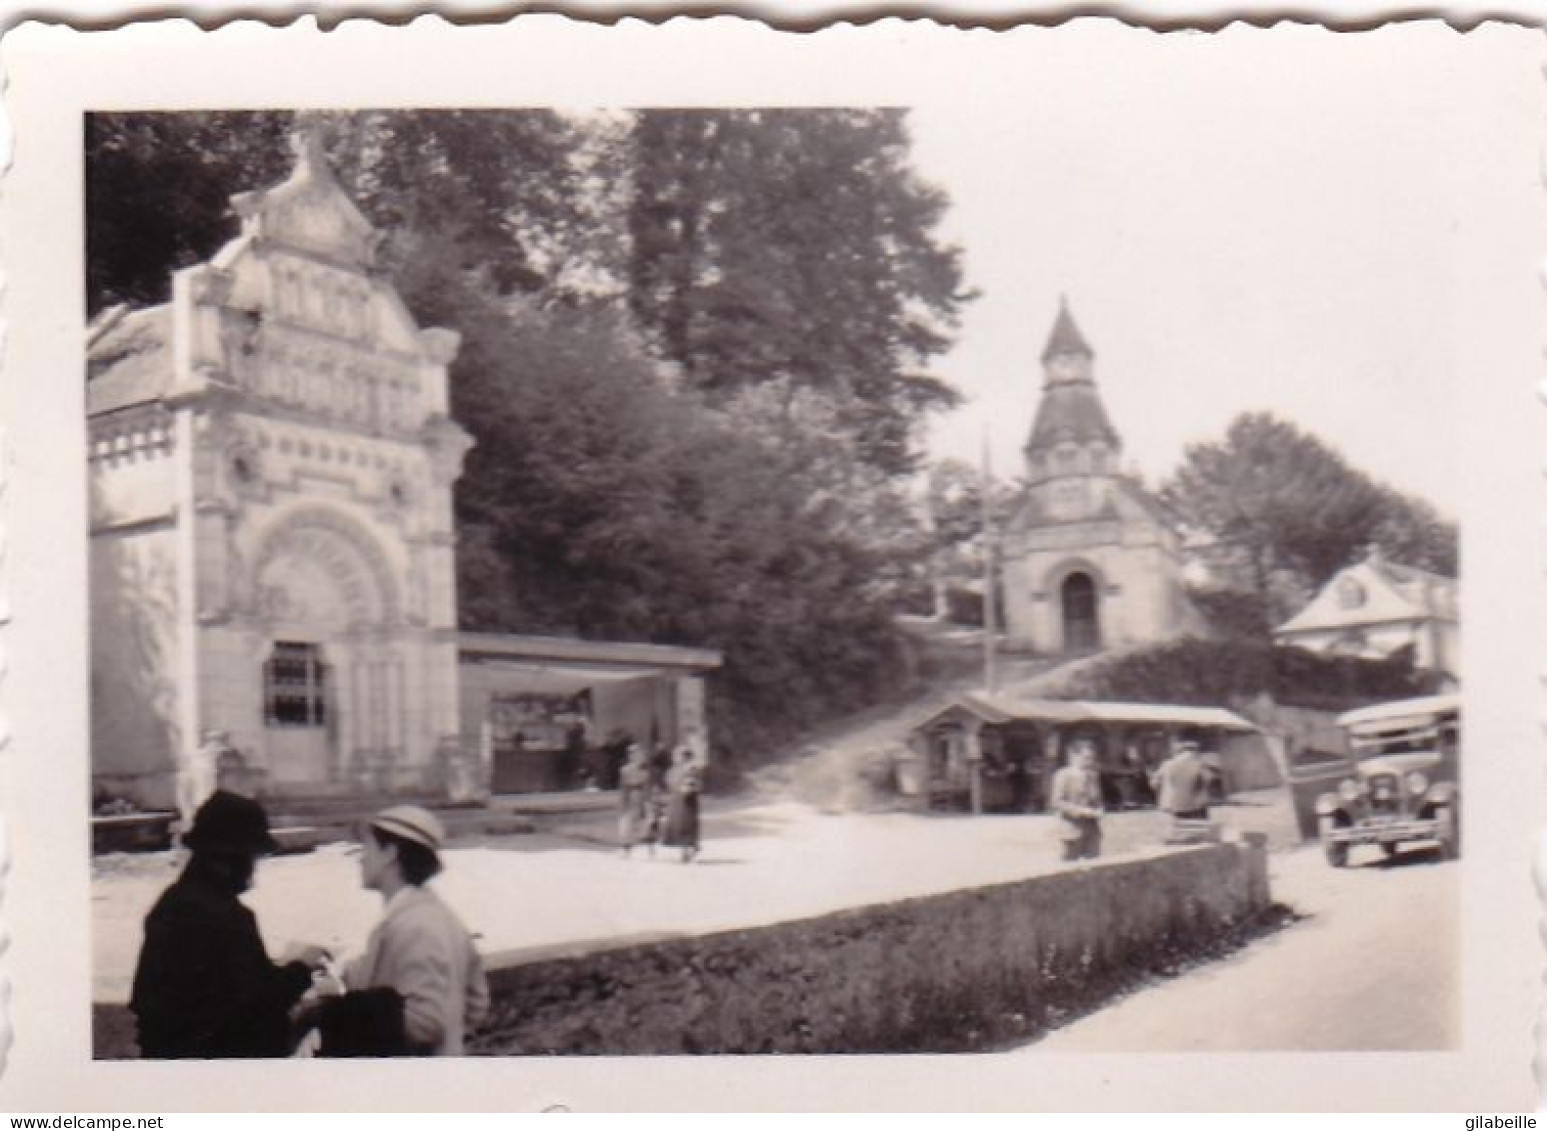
xmin=264 ymin=641 xmax=327 ymax=727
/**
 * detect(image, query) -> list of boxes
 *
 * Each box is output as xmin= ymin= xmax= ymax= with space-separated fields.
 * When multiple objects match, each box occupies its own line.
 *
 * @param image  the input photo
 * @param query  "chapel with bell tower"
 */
xmin=1000 ymin=300 xmax=1198 ymax=655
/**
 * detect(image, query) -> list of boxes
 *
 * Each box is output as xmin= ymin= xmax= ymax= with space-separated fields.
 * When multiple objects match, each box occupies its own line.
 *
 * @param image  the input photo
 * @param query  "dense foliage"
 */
xmin=86 ymin=109 xmax=970 ymax=759
xmin=1161 ymin=412 xmax=1458 ymax=622
xmin=1064 ymin=638 xmax=1437 ymax=712
xmin=627 ymin=110 xmax=968 ymax=476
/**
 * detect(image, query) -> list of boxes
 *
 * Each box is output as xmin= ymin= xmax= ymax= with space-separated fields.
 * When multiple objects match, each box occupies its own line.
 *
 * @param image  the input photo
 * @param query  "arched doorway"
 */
xmin=1061 ymin=571 xmax=1100 ymax=652
xmin=249 ymin=508 xmax=401 ymax=787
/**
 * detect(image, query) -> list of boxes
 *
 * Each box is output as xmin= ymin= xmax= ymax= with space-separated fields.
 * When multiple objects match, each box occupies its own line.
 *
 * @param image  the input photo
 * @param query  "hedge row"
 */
xmin=1064 ymin=638 xmax=1436 ymax=712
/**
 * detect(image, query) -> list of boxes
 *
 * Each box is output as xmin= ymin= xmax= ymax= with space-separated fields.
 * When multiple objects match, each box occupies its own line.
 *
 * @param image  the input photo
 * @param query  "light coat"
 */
xmin=1049 ymin=764 xmax=1103 ymax=839
xmin=1152 ymin=752 xmax=1210 ymax=815
xmin=346 ymin=885 xmax=490 ymax=1055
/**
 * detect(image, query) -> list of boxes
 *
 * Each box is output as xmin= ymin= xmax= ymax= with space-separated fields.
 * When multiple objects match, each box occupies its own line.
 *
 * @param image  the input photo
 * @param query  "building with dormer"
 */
xmin=88 ymin=134 xmax=717 ymax=811
xmin=999 ymin=301 xmax=1200 ymax=655
xmin=1274 ymin=547 xmax=1459 ymax=684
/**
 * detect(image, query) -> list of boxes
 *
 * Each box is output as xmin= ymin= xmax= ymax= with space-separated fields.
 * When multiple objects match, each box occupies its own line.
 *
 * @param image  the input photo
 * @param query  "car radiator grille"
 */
xmin=1366 ymin=774 xmax=1401 ymax=816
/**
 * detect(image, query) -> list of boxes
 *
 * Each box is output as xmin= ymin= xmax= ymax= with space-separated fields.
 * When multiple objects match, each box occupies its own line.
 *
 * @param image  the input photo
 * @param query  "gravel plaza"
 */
xmin=92 ymin=791 xmax=1299 ymax=1007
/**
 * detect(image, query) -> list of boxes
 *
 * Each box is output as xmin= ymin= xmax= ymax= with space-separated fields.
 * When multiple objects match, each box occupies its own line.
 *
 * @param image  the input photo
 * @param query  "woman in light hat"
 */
xmin=314 ymin=805 xmax=489 ymax=1056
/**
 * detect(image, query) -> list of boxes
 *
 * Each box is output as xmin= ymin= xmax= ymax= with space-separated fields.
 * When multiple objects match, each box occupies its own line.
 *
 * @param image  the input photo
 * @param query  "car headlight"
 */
xmin=1338 ymin=778 xmax=1363 ymax=802
xmin=1406 ymin=771 xmax=1429 ymax=795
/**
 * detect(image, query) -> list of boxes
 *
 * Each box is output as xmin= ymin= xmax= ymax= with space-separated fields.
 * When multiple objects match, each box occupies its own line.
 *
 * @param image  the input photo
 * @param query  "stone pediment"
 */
xmin=230 ymin=131 xmax=378 ymax=269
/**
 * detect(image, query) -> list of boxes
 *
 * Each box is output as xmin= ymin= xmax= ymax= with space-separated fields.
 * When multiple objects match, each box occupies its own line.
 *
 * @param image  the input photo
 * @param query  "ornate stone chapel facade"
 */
xmin=88 ymin=137 xmax=716 ymax=810
xmin=999 ymin=302 xmax=1200 ymax=655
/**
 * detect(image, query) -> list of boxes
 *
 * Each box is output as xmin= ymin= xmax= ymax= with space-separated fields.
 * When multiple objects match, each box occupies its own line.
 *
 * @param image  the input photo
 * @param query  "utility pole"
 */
xmin=981 ymin=426 xmax=999 ymax=698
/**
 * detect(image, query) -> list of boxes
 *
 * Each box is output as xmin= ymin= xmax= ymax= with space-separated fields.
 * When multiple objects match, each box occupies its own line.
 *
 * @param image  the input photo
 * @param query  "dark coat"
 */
xmin=315 ymin=987 xmax=409 ymax=1058
xmin=130 ymin=860 xmax=312 ymax=1058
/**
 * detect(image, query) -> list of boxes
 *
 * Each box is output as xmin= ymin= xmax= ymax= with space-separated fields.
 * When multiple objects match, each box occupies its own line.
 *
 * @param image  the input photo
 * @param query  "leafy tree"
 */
xmin=312 ymin=109 xmax=628 ymax=304
xmin=86 ymin=109 xmax=970 ymax=760
xmin=1161 ymin=412 xmax=1456 ymax=618
xmin=87 ymin=111 xmax=293 ymax=314
xmin=627 ymin=109 xmax=970 ymax=475
xmin=447 ymin=295 xmax=914 ymax=753
xmin=1370 ymin=490 xmax=1458 ymax=577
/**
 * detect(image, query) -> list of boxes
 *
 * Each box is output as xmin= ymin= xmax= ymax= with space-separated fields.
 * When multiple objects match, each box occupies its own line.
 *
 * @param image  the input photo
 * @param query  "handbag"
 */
xmin=313 ymin=987 xmax=411 ymax=1057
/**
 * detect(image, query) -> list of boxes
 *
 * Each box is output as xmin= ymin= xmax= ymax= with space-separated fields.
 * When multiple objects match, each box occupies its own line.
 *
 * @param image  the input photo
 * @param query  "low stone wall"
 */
xmin=93 ymin=840 xmax=1270 ymax=1058
xmin=473 ymin=839 xmax=1270 ymax=1055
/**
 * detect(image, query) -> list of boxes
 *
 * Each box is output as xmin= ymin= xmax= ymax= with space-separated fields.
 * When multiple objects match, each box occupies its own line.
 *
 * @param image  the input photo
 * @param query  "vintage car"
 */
xmin=1315 ymin=693 xmax=1460 ymax=867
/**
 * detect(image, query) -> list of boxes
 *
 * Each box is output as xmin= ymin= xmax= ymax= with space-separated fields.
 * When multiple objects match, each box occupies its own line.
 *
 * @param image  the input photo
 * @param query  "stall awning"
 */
xmin=459 ymin=631 xmax=721 ymax=673
xmin=474 ymin=661 xmax=660 ymax=696
xmin=1064 ymin=701 xmax=1258 ymax=732
xmin=912 ymin=694 xmax=1258 ymax=735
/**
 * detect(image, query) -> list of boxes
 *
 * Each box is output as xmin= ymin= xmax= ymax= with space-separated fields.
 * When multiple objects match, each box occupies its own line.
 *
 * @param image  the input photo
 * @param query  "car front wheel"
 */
xmin=1319 ymin=816 xmax=1348 ymax=868
xmin=1435 ymin=805 xmax=1459 ymax=860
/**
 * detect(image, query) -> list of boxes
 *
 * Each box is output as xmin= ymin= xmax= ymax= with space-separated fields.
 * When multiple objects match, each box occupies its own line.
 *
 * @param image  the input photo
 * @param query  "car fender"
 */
xmin=1314 ymin=793 xmax=1346 ymax=819
xmin=1425 ymin=781 xmax=1458 ymax=808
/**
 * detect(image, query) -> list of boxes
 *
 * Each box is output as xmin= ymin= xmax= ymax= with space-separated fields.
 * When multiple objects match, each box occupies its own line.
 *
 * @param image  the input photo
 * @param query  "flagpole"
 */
xmin=981 ymin=425 xmax=999 ymax=697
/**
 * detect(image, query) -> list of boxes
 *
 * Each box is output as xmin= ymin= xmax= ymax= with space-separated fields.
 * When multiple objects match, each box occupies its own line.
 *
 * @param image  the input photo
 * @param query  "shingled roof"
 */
xmin=1040 ymin=298 xmax=1094 ymax=363
xmin=86 ymin=305 xmax=173 ymax=416
xmin=1025 ymin=380 xmax=1120 ymax=450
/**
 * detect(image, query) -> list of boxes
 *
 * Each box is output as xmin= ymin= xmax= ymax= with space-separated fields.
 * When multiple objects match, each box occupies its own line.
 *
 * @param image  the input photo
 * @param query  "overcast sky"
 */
xmin=905 ymin=20 xmax=1544 ymax=517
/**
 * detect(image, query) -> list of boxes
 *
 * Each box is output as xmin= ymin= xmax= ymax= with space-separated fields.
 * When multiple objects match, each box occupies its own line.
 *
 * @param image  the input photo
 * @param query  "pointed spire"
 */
xmin=1024 ymin=298 xmax=1120 ymax=470
xmin=288 ymin=119 xmax=331 ymax=174
xmin=1040 ymin=295 xmax=1095 ymax=364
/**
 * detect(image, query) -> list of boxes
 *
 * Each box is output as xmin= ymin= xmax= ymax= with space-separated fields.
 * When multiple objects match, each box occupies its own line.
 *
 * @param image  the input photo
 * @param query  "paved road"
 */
xmin=1022 ymin=842 xmax=1458 ymax=1052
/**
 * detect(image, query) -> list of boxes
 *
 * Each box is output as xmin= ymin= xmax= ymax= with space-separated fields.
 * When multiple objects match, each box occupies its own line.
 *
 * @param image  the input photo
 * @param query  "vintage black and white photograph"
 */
xmin=1 ymin=11 xmax=1543 ymax=1112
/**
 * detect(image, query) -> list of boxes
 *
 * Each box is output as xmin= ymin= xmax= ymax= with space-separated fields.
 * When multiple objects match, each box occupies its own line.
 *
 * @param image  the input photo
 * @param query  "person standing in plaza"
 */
xmin=313 ymin=805 xmax=489 ymax=1056
xmin=617 ymin=741 xmax=652 ymax=857
xmin=1151 ymin=739 xmax=1211 ymax=821
xmin=662 ymin=744 xmax=703 ymax=863
xmin=1049 ymin=740 xmax=1104 ymax=862
xmin=1149 ymin=738 xmax=1220 ymax=846
xmin=645 ymin=739 xmax=672 ymax=848
xmin=130 ymin=790 xmax=331 ymax=1058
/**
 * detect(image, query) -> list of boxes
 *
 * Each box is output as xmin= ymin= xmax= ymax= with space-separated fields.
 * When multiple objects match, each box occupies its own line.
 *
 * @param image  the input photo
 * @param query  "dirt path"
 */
xmin=745 ymin=644 xmax=1090 ymax=811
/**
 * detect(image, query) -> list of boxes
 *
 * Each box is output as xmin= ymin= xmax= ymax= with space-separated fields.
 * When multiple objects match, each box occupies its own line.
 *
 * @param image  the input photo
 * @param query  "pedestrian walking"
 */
xmin=661 ymin=745 xmax=703 ymax=864
xmin=1049 ymin=741 xmax=1104 ymax=862
xmin=309 ymin=805 xmax=489 ymax=1056
xmin=617 ymin=741 xmax=652 ymax=856
xmin=130 ymin=790 xmax=331 ymax=1058
xmin=644 ymin=740 xmax=672 ymax=849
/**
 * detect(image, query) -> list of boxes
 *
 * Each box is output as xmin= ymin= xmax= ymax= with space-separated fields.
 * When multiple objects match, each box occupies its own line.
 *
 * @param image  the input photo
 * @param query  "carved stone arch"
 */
xmin=248 ymin=505 xmax=401 ymax=630
xmin=1041 ymin=555 xmax=1108 ymax=596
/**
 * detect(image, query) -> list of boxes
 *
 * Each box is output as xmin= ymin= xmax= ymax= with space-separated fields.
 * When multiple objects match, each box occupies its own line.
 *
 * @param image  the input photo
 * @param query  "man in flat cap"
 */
xmin=131 ymin=791 xmax=330 ymax=1058
xmin=313 ymin=805 xmax=488 ymax=1056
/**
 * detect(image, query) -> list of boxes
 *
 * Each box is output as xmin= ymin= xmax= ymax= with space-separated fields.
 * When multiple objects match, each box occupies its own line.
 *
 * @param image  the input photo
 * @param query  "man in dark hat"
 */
xmin=130 ymin=790 xmax=330 ymax=1058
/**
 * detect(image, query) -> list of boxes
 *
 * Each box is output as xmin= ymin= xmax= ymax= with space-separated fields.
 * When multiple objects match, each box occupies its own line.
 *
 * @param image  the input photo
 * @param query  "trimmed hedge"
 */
xmin=471 ymin=841 xmax=1271 ymax=1055
xmin=1064 ymin=638 xmax=1435 ymax=712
